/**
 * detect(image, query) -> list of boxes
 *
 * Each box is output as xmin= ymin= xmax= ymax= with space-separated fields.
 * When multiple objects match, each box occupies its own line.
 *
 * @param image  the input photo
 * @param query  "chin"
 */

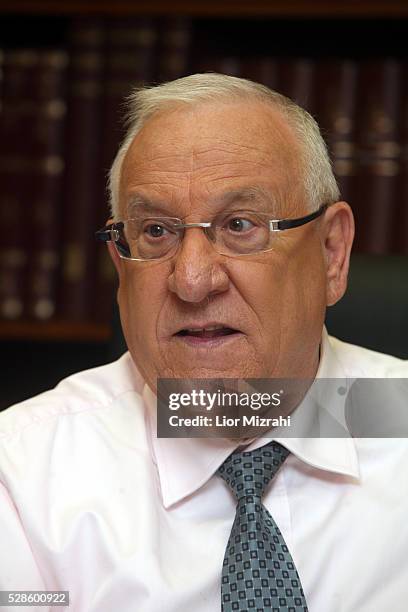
xmin=159 ymin=361 xmax=268 ymax=380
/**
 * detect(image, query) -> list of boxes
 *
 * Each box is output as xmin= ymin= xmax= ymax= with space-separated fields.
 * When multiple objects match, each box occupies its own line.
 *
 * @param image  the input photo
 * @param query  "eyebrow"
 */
xmin=126 ymin=194 xmax=171 ymax=218
xmin=217 ymin=186 xmax=276 ymax=210
xmin=124 ymin=186 xmax=276 ymax=218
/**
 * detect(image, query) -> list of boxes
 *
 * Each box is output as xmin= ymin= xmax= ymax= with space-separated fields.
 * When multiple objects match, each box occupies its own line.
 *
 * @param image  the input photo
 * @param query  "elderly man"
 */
xmin=0 ymin=74 xmax=407 ymax=612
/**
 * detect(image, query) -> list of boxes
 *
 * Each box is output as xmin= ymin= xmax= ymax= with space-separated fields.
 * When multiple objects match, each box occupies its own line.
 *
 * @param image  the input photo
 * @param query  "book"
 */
xmin=0 ymin=50 xmax=35 ymax=320
xmin=25 ymin=50 xmax=68 ymax=320
xmin=58 ymin=18 xmax=106 ymax=322
xmin=241 ymin=56 xmax=279 ymax=90
xmin=194 ymin=55 xmax=241 ymax=77
xmin=93 ymin=17 xmax=158 ymax=324
xmin=353 ymin=59 xmax=402 ymax=254
xmin=277 ymin=57 xmax=316 ymax=115
xmin=395 ymin=62 xmax=408 ymax=255
xmin=314 ymin=59 xmax=358 ymax=205
xmin=0 ymin=49 xmax=67 ymax=321
xmin=101 ymin=17 xmax=157 ymax=176
xmin=156 ymin=16 xmax=192 ymax=83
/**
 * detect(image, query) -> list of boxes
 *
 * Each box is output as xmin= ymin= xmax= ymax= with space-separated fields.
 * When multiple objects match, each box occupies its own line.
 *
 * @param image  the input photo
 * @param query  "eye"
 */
xmin=144 ymin=223 xmax=169 ymax=238
xmin=227 ymin=217 xmax=255 ymax=232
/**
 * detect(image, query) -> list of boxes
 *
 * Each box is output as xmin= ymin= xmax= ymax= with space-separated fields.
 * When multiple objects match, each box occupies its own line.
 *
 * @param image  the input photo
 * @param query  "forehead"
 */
xmin=119 ymin=99 xmax=303 ymax=216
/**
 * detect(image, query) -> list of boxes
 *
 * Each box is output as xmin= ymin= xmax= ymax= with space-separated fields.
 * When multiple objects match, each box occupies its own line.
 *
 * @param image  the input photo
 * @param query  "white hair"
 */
xmin=108 ymin=73 xmax=340 ymax=219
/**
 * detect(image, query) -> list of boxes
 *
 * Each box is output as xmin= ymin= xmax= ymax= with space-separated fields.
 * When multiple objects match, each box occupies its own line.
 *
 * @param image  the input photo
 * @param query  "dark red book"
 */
xmin=353 ymin=60 xmax=402 ymax=254
xmin=0 ymin=49 xmax=4 ymax=101
xmin=25 ymin=50 xmax=68 ymax=321
xmin=315 ymin=59 xmax=358 ymax=205
xmin=93 ymin=18 xmax=158 ymax=324
xmin=194 ymin=54 xmax=241 ymax=76
xmin=277 ymin=58 xmax=316 ymax=115
xmin=0 ymin=49 xmax=67 ymax=321
xmin=241 ymin=57 xmax=279 ymax=90
xmin=194 ymin=56 xmax=278 ymax=90
xmin=101 ymin=17 xmax=157 ymax=175
xmin=156 ymin=16 xmax=192 ymax=83
xmin=58 ymin=18 xmax=106 ymax=322
xmin=395 ymin=62 xmax=408 ymax=255
xmin=0 ymin=49 xmax=33 ymax=321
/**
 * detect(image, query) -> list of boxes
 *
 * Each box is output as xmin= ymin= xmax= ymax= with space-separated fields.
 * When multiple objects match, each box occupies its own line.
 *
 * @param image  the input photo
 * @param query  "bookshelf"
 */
xmin=1 ymin=1 xmax=407 ymax=348
xmin=2 ymin=0 xmax=408 ymax=17
xmin=0 ymin=320 xmax=110 ymax=341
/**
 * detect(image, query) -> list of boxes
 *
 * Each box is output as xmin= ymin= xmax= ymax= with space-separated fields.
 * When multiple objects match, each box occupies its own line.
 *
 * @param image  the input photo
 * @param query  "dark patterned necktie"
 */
xmin=218 ymin=441 xmax=308 ymax=611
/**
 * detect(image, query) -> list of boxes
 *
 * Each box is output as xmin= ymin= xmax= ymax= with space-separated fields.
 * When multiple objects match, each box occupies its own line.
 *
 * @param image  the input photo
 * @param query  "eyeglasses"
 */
xmin=95 ymin=203 xmax=328 ymax=261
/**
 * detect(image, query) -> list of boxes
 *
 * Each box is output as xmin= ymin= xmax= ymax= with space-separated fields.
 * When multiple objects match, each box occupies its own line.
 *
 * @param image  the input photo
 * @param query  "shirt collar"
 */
xmin=144 ymin=327 xmax=360 ymax=509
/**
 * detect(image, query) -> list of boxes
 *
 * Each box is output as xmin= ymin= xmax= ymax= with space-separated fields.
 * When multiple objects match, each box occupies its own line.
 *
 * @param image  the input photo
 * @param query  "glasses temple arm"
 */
xmin=275 ymin=203 xmax=328 ymax=231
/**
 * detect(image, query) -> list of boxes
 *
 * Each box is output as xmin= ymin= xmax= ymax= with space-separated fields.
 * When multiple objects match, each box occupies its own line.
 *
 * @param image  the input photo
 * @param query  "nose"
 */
xmin=167 ymin=227 xmax=230 ymax=303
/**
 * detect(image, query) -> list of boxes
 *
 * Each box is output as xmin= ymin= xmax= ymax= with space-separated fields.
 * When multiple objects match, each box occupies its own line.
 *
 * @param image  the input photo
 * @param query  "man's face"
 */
xmin=112 ymin=100 xmax=330 ymax=391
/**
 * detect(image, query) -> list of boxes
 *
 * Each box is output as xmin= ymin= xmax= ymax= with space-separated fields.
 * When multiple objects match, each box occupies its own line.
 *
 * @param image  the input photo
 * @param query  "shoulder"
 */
xmin=0 ymin=352 xmax=145 ymax=441
xmin=0 ymin=354 xmax=154 ymax=552
xmin=326 ymin=333 xmax=408 ymax=378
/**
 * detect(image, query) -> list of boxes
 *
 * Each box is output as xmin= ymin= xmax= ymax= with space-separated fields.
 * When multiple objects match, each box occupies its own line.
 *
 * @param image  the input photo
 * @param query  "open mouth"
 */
xmin=176 ymin=325 xmax=239 ymax=339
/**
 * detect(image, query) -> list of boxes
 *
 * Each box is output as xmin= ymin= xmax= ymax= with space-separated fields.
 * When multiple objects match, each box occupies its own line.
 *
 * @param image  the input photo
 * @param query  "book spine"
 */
xmin=277 ymin=58 xmax=316 ymax=115
xmin=395 ymin=63 xmax=408 ymax=255
xmin=93 ymin=17 xmax=158 ymax=325
xmin=101 ymin=17 xmax=157 ymax=178
xmin=194 ymin=53 xmax=241 ymax=77
xmin=156 ymin=16 xmax=192 ymax=83
xmin=0 ymin=50 xmax=40 ymax=320
xmin=314 ymin=59 xmax=358 ymax=204
xmin=0 ymin=49 xmax=4 ymax=103
xmin=0 ymin=162 xmax=27 ymax=320
xmin=24 ymin=50 xmax=68 ymax=320
xmin=353 ymin=60 xmax=402 ymax=254
xmin=241 ymin=57 xmax=279 ymax=90
xmin=58 ymin=18 xmax=106 ymax=322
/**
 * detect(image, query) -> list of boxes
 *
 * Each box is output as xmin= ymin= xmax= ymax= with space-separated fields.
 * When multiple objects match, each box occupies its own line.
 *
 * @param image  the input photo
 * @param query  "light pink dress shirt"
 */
xmin=0 ymin=329 xmax=407 ymax=611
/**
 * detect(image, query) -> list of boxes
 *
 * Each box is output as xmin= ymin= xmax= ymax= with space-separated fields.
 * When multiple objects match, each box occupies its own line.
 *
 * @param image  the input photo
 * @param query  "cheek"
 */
xmin=231 ymin=259 xmax=285 ymax=343
xmin=118 ymin=266 xmax=167 ymax=355
xmin=282 ymin=239 xmax=327 ymax=335
xmin=232 ymin=237 xmax=326 ymax=342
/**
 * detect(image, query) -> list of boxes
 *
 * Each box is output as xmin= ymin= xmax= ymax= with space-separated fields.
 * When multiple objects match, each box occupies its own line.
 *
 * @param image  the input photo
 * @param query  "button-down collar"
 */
xmin=145 ymin=327 xmax=360 ymax=509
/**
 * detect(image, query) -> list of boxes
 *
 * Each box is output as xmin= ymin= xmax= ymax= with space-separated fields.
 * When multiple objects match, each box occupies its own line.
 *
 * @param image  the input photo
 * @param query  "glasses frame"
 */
xmin=95 ymin=203 xmax=329 ymax=261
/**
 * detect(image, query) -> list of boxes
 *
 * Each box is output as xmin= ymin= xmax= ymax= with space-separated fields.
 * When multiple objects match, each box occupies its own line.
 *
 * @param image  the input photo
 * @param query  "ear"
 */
xmin=105 ymin=217 xmax=122 ymax=277
xmin=322 ymin=202 xmax=355 ymax=307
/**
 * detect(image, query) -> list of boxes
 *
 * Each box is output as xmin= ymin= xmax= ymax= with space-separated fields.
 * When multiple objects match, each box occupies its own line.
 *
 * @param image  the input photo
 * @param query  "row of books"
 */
xmin=1 ymin=15 xmax=407 ymax=324
xmin=206 ymin=55 xmax=408 ymax=257
xmin=0 ymin=16 xmax=192 ymax=323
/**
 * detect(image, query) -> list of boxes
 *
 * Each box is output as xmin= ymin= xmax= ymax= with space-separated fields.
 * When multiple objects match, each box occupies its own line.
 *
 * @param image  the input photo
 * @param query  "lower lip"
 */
xmin=173 ymin=332 xmax=243 ymax=347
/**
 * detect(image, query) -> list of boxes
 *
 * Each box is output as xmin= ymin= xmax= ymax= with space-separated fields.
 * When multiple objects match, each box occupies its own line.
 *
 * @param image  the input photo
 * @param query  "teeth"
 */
xmin=186 ymin=325 xmax=224 ymax=332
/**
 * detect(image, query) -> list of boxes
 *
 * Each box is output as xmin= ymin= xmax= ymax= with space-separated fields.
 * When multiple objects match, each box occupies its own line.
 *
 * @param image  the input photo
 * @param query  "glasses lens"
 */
xmin=213 ymin=211 xmax=272 ymax=255
xmin=116 ymin=218 xmax=181 ymax=260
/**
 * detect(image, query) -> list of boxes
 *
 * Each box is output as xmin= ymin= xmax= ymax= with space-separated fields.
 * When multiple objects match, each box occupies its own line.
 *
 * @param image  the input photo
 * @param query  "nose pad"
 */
xmin=176 ymin=225 xmax=218 ymax=260
xmin=203 ymin=224 xmax=218 ymax=250
xmin=176 ymin=222 xmax=214 ymax=242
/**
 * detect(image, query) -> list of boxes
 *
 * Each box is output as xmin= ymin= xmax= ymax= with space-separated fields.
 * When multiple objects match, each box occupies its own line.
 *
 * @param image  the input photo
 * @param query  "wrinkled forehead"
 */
xmin=119 ymin=100 xmax=304 ymax=217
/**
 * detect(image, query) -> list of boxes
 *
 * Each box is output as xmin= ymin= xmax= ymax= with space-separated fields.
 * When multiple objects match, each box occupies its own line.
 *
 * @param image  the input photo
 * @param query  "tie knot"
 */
xmin=218 ymin=441 xmax=290 ymax=501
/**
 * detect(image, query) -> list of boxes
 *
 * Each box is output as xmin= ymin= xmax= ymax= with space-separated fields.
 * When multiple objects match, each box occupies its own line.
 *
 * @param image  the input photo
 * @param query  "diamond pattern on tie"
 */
xmin=218 ymin=441 xmax=308 ymax=611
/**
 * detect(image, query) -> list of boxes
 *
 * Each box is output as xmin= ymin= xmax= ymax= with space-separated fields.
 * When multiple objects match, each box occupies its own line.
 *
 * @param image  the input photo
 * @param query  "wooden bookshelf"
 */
xmin=0 ymin=1 xmax=407 ymax=344
xmin=0 ymin=320 xmax=111 ymax=342
xmin=2 ymin=0 xmax=408 ymax=17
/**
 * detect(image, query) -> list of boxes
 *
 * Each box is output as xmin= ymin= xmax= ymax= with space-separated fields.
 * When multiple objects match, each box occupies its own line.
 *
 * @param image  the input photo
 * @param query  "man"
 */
xmin=0 ymin=74 xmax=407 ymax=611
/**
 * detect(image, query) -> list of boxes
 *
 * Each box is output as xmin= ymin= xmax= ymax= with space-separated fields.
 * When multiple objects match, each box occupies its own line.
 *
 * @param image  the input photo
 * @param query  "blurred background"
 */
xmin=1 ymin=0 xmax=408 ymax=410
